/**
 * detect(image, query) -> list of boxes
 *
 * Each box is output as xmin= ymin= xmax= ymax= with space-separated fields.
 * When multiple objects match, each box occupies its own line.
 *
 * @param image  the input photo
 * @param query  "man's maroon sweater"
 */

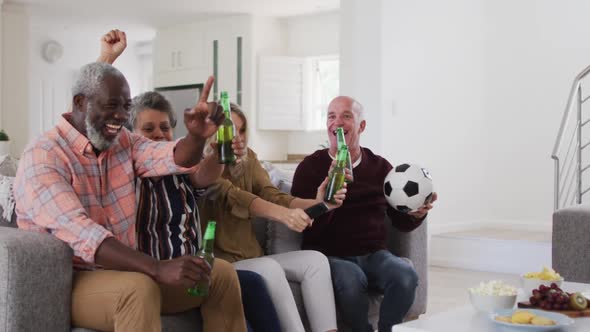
xmin=291 ymin=148 xmax=424 ymax=257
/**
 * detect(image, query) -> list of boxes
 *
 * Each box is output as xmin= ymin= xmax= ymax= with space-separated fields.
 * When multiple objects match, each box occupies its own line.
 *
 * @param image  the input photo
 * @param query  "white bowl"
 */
xmin=521 ymin=275 xmax=564 ymax=297
xmin=469 ymin=292 xmax=517 ymax=313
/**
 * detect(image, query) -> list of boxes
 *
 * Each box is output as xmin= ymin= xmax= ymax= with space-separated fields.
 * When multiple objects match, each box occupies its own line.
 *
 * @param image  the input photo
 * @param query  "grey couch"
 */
xmin=0 ymin=162 xmax=428 ymax=332
xmin=552 ymin=204 xmax=590 ymax=283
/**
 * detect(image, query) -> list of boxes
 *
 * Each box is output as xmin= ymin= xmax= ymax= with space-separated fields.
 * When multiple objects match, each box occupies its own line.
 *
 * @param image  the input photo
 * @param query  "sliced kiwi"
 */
xmin=569 ymin=292 xmax=588 ymax=310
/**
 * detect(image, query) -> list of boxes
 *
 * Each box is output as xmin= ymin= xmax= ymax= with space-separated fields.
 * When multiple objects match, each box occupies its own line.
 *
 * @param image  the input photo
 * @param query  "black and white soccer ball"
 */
xmin=383 ymin=163 xmax=433 ymax=213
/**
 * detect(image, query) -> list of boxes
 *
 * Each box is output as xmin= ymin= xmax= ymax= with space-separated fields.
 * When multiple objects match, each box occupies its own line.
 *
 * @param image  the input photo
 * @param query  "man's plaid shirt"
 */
xmin=14 ymin=113 xmax=195 ymax=269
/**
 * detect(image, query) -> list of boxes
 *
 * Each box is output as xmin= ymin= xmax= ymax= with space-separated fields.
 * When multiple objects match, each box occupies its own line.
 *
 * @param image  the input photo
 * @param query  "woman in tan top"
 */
xmin=199 ymin=103 xmax=345 ymax=332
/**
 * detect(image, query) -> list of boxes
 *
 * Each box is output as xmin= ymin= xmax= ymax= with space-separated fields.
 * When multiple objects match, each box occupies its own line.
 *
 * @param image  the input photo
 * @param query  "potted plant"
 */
xmin=0 ymin=130 xmax=10 ymax=155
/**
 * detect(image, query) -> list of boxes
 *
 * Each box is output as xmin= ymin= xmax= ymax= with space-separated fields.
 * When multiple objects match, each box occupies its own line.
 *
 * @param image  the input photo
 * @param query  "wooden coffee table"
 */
xmin=393 ymin=281 xmax=590 ymax=332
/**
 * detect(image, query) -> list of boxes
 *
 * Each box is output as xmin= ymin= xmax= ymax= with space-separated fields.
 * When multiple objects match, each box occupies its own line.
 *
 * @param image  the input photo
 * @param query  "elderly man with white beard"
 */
xmin=13 ymin=62 xmax=247 ymax=332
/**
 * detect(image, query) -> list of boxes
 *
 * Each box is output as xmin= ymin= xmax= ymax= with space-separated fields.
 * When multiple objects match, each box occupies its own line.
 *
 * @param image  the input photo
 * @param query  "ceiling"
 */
xmin=6 ymin=0 xmax=339 ymax=25
xmin=5 ymin=0 xmax=339 ymax=42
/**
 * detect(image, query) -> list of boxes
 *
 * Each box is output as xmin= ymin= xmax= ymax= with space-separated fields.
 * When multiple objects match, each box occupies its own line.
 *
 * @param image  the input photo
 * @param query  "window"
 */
xmin=258 ymin=55 xmax=340 ymax=131
xmin=310 ymin=56 xmax=339 ymax=131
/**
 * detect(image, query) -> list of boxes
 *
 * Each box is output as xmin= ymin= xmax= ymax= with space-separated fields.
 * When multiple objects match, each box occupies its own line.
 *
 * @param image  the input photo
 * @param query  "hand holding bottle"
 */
xmin=153 ymin=255 xmax=211 ymax=288
xmin=323 ymin=146 xmax=349 ymax=204
xmin=336 ymin=127 xmax=354 ymax=183
xmin=216 ymin=91 xmax=237 ymax=164
xmin=328 ymin=159 xmax=353 ymax=182
xmin=184 ymin=77 xmax=225 ymax=140
xmin=188 ymin=221 xmax=216 ymax=296
xmin=317 ymin=176 xmax=347 ymax=210
xmin=231 ymin=135 xmax=247 ymax=164
xmin=204 ymin=135 xmax=245 ymax=159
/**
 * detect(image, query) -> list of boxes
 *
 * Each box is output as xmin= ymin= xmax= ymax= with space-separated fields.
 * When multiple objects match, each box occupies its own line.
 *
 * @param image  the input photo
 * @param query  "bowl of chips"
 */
xmin=521 ymin=266 xmax=564 ymax=296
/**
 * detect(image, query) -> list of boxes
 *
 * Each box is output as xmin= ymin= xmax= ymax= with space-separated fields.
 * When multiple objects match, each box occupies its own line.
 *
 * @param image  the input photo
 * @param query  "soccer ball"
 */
xmin=383 ymin=163 xmax=433 ymax=213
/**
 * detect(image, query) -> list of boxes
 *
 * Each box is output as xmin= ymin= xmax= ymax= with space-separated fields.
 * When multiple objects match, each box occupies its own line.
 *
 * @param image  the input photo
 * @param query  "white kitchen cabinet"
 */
xmin=202 ymin=17 xmax=250 ymax=102
xmin=153 ymin=24 xmax=210 ymax=88
xmin=153 ymin=17 xmax=249 ymax=96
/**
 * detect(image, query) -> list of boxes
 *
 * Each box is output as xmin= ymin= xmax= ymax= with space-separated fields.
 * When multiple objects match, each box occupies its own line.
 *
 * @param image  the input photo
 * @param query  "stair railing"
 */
xmin=552 ymin=64 xmax=590 ymax=210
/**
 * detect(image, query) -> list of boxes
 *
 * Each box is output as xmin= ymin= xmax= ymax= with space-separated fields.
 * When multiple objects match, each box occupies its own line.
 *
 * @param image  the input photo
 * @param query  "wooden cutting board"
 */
xmin=518 ymin=301 xmax=590 ymax=318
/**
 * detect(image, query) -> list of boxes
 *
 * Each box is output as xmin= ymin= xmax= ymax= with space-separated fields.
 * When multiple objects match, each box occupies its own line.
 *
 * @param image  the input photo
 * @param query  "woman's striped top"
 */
xmin=135 ymin=174 xmax=204 ymax=260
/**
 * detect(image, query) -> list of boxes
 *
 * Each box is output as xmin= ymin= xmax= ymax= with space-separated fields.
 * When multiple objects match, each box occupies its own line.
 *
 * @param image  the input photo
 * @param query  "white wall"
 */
xmin=0 ymin=5 xmax=151 ymax=158
xmin=340 ymin=0 xmax=382 ymax=154
xmin=135 ymin=42 xmax=154 ymax=94
xmin=342 ymin=0 xmax=590 ymax=231
xmin=249 ymin=16 xmax=290 ymax=160
xmin=284 ymin=12 xmax=339 ymax=156
xmin=285 ymin=11 xmax=339 ymax=57
xmin=378 ymin=0 xmax=487 ymax=231
xmin=28 ymin=15 xmax=147 ymax=140
xmin=1 ymin=4 xmax=29 ymax=156
xmin=480 ymin=0 xmax=590 ymax=227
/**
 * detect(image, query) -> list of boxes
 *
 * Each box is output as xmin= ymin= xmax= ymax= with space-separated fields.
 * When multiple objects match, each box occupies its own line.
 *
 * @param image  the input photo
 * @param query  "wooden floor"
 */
xmin=425 ymin=266 xmax=521 ymax=317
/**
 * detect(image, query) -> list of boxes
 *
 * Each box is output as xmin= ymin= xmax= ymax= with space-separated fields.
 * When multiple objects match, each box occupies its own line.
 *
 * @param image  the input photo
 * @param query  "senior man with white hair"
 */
xmin=13 ymin=59 xmax=247 ymax=332
xmin=292 ymin=96 xmax=438 ymax=332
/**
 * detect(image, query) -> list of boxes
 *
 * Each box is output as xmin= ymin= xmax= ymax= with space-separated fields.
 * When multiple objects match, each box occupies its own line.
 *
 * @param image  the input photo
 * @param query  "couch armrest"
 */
xmin=0 ymin=227 xmax=73 ymax=331
xmin=552 ymin=205 xmax=590 ymax=283
xmin=386 ymin=219 xmax=428 ymax=318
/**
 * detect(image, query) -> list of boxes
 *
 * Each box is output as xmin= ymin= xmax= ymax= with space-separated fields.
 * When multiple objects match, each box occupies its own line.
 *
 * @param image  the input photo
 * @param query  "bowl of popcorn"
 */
xmin=521 ymin=266 xmax=564 ymax=296
xmin=468 ymin=280 xmax=518 ymax=313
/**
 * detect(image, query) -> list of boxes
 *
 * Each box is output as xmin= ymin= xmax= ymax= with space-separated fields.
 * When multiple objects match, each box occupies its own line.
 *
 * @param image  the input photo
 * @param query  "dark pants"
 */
xmin=328 ymin=250 xmax=418 ymax=332
xmin=237 ymin=270 xmax=281 ymax=332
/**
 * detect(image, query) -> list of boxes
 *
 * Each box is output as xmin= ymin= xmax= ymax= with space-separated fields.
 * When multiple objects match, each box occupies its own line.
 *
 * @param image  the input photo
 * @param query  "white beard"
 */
xmin=85 ymin=104 xmax=118 ymax=151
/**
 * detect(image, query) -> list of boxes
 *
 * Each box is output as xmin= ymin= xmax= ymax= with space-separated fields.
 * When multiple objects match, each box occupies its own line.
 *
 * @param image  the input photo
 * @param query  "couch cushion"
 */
xmin=259 ymin=161 xmax=301 ymax=254
xmin=261 ymin=161 xmax=294 ymax=194
xmin=267 ymin=221 xmax=302 ymax=255
xmin=162 ymin=309 xmax=203 ymax=332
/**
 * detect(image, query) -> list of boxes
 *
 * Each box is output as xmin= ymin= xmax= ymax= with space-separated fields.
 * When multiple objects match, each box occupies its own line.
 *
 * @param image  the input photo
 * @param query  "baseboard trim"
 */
xmin=430 ymin=231 xmax=552 ymax=274
xmin=429 ymin=219 xmax=552 ymax=235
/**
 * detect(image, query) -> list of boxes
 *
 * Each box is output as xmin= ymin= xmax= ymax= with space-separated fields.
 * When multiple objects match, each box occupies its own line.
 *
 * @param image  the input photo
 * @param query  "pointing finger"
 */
xmin=199 ymin=76 xmax=215 ymax=104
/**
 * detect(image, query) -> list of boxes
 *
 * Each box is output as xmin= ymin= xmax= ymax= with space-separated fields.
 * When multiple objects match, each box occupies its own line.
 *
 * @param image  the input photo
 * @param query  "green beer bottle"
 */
xmin=216 ymin=91 xmax=236 ymax=164
xmin=335 ymin=127 xmax=354 ymax=183
xmin=324 ymin=146 xmax=348 ymax=204
xmin=187 ymin=221 xmax=216 ymax=297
